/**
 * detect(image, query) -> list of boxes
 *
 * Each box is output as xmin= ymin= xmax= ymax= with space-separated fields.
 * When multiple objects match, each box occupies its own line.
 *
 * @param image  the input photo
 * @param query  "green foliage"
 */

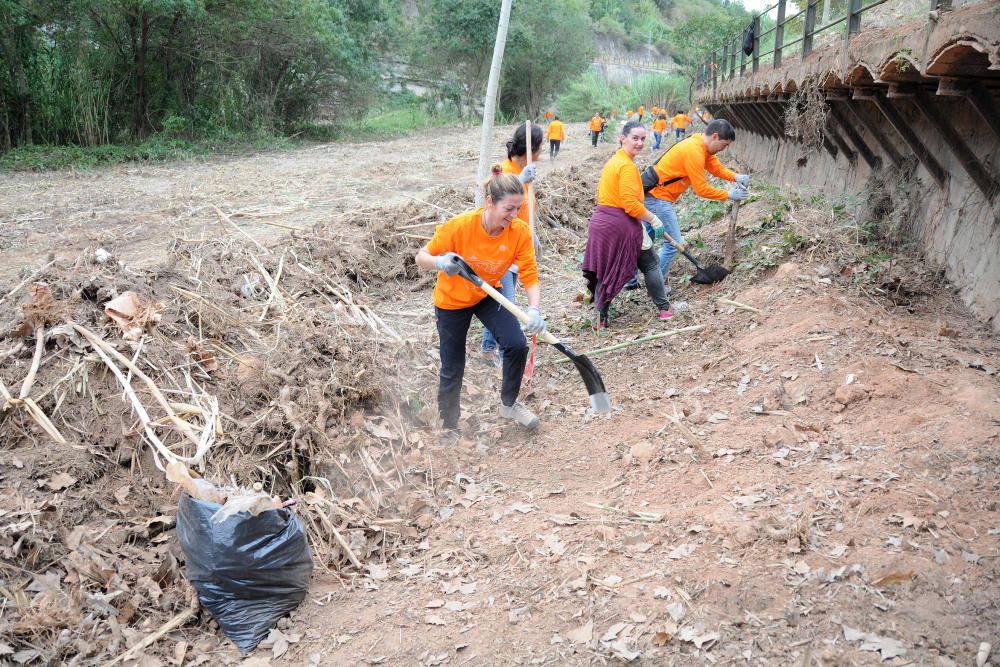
xmin=501 ymin=0 xmax=596 ymax=117
xmin=555 ymin=72 xmax=687 ymax=122
xmin=0 ymin=0 xmax=396 ymax=149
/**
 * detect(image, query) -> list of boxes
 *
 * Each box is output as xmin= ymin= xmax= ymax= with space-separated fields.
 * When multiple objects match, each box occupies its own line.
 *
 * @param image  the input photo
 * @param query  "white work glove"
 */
xmin=648 ymin=215 xmax=665 ymax=241
xmin=735 ymin=174 xmax=750 ymax=188
xmin=519 ymin=164 xmax=538 ymax=184
xmin=727 ymin=185 xmax=749 ymax=202
xmin=523 ymin=306 xmax=547 ymax=335
xmin=433 ymin=252 xmax=462 ymax=276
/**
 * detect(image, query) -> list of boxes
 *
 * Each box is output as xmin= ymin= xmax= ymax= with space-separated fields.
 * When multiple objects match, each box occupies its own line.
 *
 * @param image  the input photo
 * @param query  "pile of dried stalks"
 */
xmin=0 ymin=197 xmax=462 ymax=662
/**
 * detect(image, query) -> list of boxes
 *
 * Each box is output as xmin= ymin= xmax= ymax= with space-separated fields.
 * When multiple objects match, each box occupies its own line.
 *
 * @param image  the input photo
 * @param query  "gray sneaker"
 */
xmin=499 ymin=401 xmax=540 ymax=429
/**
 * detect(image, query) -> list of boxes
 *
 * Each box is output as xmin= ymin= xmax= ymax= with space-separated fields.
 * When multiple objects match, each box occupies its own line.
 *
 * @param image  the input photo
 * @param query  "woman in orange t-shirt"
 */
xmin=582 ymin=120 xmax=673 ymax=329
xmin=480 ymin=124 xmax=542 ymax=363
xmin=416 ymin=168 xmax=546 ymax=438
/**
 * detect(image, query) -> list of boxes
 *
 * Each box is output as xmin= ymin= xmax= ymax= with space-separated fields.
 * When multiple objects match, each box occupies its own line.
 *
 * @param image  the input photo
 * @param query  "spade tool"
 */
xmin=449 ymin=255 xmax=611 ymax=414
xmin=661 ymin=230 xmax=730 ymax=284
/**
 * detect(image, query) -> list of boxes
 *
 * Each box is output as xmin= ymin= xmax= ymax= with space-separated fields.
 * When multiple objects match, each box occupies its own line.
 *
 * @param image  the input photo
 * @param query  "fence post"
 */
xmin=721 ymin=42 xmax=729 ymax=82
xmin=740 ymin=29 xmax=748 ymax=76
xmin=774 ymin=0 xmax=786 ymax=68
xmin=712 ymin=50 xmax=718 ymax=93
xmin=752 ymin=14 xmax=761 ymax=73
xmin=847 ymin=0 xmax=862 ymax=37
xmin=730 ymin=36 xmax=737 ymax=79
xmin=803 ymin=0 xmax=818 ymax=58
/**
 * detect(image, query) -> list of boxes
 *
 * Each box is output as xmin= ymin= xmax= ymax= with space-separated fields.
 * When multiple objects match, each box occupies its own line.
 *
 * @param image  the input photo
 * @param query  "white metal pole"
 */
xmin=475 ymin=0 xmax=514 ymax=207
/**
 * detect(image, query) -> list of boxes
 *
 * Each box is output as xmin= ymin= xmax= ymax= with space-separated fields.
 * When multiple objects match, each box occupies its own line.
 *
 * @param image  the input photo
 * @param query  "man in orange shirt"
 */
xmin=651 ymin=113 xmax=668 ymax=150
xmin=642 ymin=119 xmax=749 ymax=286
xmin=416 ymin=169 xmax=545 ymax=436
xmin=547 ymin=115 xmax=566 ymax=159
xmin=626 ymin=109 xmax=634 ymax=119
xmin=637 ymin=105 xmax=645 ymax=122
xmin=589 ymin=112 xmax=604 ymax=147
xmin=670 ymin=111 xmax=693 ymax=140
xmin=544 ymin=110 xmax=553 ymax=120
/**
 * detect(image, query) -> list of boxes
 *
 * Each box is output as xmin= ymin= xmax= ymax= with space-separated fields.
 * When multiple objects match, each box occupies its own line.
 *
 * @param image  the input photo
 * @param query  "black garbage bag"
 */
xmin=177 ymin=493 xmax=313 ymax=654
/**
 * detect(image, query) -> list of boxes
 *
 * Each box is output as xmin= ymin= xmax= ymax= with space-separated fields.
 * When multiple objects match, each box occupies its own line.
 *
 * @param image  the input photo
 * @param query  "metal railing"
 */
xmin=695 ymin=0 xmax=955 ymax=94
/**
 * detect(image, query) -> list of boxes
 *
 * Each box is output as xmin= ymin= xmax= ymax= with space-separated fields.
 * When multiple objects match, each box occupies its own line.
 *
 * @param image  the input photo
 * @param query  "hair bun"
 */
xmin=491 ymin=164 xmax=503 ymax=175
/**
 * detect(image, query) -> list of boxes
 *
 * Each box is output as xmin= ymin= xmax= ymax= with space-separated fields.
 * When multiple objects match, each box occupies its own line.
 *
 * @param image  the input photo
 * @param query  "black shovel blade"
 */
xmin=552 ymin=342 xmax=611 ymax=414
xmin=691 ymin=264 xmax=731 ymax=284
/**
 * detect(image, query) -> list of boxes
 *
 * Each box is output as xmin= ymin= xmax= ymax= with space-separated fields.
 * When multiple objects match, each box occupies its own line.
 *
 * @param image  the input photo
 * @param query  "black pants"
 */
xmin=593 ymin=247 xmax=671 ymax=321
xmin=436 ymin=297 xmax=528 ymax=429
xmin=591 ymin=131 xmax=599 ymax=147
xmin=549 ymin=140 xmax=561 ymax=158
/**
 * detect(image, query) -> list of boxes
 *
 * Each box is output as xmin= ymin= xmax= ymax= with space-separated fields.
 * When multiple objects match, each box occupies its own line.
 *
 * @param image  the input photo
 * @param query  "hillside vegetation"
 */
xmin=0 ymin=0 xmax=750 ymax=168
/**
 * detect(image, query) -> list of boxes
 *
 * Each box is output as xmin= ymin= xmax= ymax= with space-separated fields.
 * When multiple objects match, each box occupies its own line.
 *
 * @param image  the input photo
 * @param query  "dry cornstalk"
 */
xmin=719 ymin=298 xmax=762 ymax=314
xmin=18 ymin=324 xmax=45 ymax=399
xmin=0 ymin=378 xmax=69 ymax=445
xmin=212 ymin=204 xmax=269 ymax=254
xmin=102 ymin=607 xmax=196 ymax=667
xmin=72 ymin=324 xmax=204 ymax=449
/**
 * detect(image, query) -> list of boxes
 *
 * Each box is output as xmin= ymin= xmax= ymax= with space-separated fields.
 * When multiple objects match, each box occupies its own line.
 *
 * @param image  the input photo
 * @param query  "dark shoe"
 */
xmin=623 ymin=280 xmax=640 ymax=291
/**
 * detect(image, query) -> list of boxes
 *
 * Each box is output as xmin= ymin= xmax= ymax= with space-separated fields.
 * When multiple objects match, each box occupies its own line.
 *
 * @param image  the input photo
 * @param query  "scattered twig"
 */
xmin=553 ymin=325 xmax=705 ymax=364
xmin=102 ymin=607 xmax=196 ymax=667
xmin=718 ymin=298 xmax=762 ymax=314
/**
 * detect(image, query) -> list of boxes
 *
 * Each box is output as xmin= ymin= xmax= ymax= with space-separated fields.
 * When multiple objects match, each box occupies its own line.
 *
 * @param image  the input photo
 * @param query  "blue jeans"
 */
xmin=644 ymin=196 xmax=682 ymax=278
xmin=481 ymin=270 xmax=517 ymax=354
xmin=653 ymin=132 xmax=662 ymax=150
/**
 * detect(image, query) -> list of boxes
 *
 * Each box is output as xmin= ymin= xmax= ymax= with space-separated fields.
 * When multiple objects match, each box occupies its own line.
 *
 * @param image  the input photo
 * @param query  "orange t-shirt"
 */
xmin=545 ymin=111 xmax=553 ymax=119
xmin=426 ymin=209 xmax=538 ymax=310
xmin=589 ymin=115 xmax=603 ymax=132
xmin=626 ymin=110 xmax=634 ymax=118
xmin=501 ymin=158 xmax=534 ymax=224
xmin=670 ymin=113 xmax=692 ymax=130
xmin=638 ymin=105 xmax=645 ymax=115
xmin=648 ymin=133 xmax=736 ymax=203
xmin=652 ymin=118 xmax=667 ymax=133
xmin=596 ymin=148 xmax=646 ymax=219
xmin=652 ymin=106 xmax=659 ymax=115
xmin=547 ymin=120 xmax=565 ymax=141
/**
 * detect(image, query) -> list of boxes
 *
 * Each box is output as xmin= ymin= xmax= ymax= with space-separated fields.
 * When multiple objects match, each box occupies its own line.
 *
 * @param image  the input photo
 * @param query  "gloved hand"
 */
xmin=727 ymin=185 xmax=749 ymax=202
xmin=433 ymin=252 xmax=462 ymax=276
xmin=735 ymin=174 xmax=750 ymax=188
xmin=519 ymin=164 xmax=538 ymax=184
xmin=648 ymin=215 xmax=665 ymax=241
xmin=523 ymin=306 xmax=547 ymax=335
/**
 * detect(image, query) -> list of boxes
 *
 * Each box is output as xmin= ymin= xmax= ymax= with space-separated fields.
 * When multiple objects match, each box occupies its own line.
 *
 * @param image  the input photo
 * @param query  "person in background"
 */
xmin=670 ymin=110 xmax=693 ymax=140
xmin=626 ymin=109 xmax=634 ymax=120
xmin=416 ymin=168 xmax=546 ymax=439
xmin=590 ymin=112 xmax=603 ymax=147
xmin=651 ymin=113 xmax=668 ymax=150
xmin=637 ymin=104 xmax=645 ymax=122
xmin=582 ymin=120 xmax=673 ymax=330
xmin=652 ymin=105 xmax=660 ymax=117
xmin=641 ymin=118 xmax=749 ymax=290
xmin=480 ymin=123 xmax=543 ymax=365
xmin=547 ymin=115 xmax=565 ymax=159
xmin=544 ymin=110 xmax=553 ymax=121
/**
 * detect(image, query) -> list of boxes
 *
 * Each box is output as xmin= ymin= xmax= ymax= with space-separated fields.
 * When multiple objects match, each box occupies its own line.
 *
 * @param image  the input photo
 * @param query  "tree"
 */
xmin=500 ymin=0 xmax=596 ymax=118
xmin=413 ymin=0 xmax=501 ymax=124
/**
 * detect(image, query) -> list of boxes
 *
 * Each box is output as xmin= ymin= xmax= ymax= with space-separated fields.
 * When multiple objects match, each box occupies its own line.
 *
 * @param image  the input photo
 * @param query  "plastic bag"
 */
xmin=177 ymin=493 xmax=313 ymax=654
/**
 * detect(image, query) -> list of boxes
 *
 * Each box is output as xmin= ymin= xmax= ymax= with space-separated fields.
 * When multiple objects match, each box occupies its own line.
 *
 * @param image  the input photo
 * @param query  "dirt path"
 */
xmin=0 ymin=122 xmax=598 ymax=285
xmin=1 ymin=124 xmax=997 ymax=666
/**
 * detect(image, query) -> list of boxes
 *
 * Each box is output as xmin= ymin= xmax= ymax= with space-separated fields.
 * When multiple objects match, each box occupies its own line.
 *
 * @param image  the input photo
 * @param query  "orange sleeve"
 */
xmin=617 ymin=160 xmax=647 ymax=218
xmin=706 ymin=154 xmax=737 ymax=182
xmin=426 ymin=217 xmax=456 ymax=256
xmin=684 ymin=145 xmax=730 ymax=201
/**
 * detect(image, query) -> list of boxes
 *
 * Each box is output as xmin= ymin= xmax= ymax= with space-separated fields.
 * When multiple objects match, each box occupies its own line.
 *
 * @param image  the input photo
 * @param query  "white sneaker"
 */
xmin=499 ymin=401 xmax=540 ymax=430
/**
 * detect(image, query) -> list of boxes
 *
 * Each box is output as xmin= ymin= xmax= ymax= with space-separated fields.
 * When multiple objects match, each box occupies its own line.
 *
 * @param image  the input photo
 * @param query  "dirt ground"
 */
xmin=1 ymin=123 xmax=998 ymax=666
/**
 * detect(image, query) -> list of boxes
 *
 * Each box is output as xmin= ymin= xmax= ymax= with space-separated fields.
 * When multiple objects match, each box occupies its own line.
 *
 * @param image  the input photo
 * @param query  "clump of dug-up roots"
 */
xmin=784 ymin=80 xmax=830 ymax=155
